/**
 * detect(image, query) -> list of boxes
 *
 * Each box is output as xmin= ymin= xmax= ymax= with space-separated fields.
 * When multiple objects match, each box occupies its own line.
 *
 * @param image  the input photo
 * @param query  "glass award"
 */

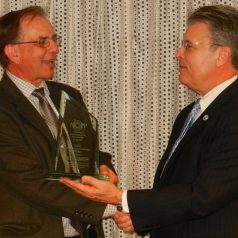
xmin=47 ymin=91 xmax=108 ymax=181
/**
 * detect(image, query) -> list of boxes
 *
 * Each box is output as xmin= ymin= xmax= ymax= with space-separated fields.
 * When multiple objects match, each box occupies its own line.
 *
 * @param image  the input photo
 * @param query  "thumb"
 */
xmin=99 ymin=165 xmax=109 ymax=176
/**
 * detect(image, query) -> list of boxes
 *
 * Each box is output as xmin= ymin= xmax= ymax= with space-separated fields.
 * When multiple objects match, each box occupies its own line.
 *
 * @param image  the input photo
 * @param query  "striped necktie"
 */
xmin=161 ymin=99 xmax=201 ymax=177
xmin=32 ymin=88 xmax=58 ymax=139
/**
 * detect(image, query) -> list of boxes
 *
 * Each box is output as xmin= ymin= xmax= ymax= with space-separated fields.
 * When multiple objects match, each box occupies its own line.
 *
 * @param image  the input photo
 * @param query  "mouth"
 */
xmin=179 ymin=64 xmax=187 ymax=70
xmin=42 ymin=59 xmax=56 ymax=68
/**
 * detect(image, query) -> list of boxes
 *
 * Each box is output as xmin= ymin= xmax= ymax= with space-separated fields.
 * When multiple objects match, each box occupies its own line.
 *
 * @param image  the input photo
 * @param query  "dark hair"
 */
xmin=0 ymin=6 xmax=46 ymax=68
xmin=188 ymin=5 xmax=238 ymax=70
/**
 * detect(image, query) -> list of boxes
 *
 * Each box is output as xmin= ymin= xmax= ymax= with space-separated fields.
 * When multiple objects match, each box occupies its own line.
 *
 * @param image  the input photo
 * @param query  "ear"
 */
xmin=216 ymin=46 xmax=231 ymax=67
xmin=4 ymin=44 xmax=21 ymax=64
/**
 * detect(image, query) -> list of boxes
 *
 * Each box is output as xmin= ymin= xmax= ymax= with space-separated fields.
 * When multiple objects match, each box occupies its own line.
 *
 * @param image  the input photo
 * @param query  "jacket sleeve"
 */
xmin=0 ymin=106 xmax=106 ymax=225
xmin=127 ymin=100 xmax=238 ymax=233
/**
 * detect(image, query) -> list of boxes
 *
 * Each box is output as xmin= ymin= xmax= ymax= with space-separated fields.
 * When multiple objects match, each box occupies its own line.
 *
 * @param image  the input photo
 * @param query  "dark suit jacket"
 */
xmin=128 ymin=79 xmax=238 ymax=238
xmin=0 ymin=73 xmax=114 ymax=238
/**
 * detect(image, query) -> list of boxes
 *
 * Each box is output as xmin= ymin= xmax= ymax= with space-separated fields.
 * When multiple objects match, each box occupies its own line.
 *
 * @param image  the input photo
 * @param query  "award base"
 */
xmin=46 ymin=173 xmax=109 ymax=181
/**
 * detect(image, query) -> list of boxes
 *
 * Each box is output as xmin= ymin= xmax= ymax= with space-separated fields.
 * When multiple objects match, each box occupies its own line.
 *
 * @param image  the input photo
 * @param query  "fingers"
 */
xmin=113 ymin=211 xmax=135 ymax=234
xmin=60 ymin=177 xmax=93 ymax=196
xmin=60 ymin=176 xmax=122 ymax=204
xmin=80 ymin=176 xmax=100 ymax=185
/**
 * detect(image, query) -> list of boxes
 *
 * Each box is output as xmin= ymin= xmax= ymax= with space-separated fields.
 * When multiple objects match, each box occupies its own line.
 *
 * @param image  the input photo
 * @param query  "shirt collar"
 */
xmin=6 ymin=70 xmax=50 ymax=98
xmin=199 ymin=75 xmax=237 ymax=112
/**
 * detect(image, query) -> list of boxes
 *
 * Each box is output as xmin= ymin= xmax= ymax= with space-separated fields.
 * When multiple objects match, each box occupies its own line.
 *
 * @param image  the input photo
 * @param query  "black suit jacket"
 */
xmin=128 ymin=79 xmax=238 ymax=238
xmin=0 ymin=73 xmax=114 ymax=238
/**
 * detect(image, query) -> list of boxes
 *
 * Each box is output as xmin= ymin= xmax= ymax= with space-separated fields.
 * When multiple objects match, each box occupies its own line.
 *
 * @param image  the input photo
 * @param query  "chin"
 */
xmin=178 ymin=76 xmax=185 ymax=84
xmin=40 ymin=75 xmax=53 ymax=81
xmin=43 ymin=72 xmax=55 ymax=80
xmin=178 ymin=72 xmax=189 ymax=83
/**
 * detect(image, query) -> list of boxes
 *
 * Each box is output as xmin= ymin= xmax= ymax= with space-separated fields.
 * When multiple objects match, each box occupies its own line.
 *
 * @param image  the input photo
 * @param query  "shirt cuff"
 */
xmin=122 ymin=190 xmax=129 ymax=213
xmin=102 ymin=204 xmax=117 ymax=218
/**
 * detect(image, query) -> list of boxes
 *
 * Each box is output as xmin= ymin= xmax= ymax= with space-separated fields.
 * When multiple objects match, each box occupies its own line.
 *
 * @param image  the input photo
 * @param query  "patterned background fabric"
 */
xmin=0 ymin=0 xmax=237 ymax=237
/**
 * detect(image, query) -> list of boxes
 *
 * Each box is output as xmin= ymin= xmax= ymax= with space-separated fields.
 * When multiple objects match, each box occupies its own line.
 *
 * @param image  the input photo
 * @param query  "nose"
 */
xmin=48 ymin=40 xmax=59 ymax=53
xmin=176 ymin=47 xmax=184 ymax=60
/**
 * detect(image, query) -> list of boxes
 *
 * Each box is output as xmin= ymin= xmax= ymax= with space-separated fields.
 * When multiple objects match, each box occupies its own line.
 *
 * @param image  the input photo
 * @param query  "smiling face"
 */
xmin=5 ymin=15 xmax=59 ymax=86
xmin=176 ymin=22 xmax=222 ymax=95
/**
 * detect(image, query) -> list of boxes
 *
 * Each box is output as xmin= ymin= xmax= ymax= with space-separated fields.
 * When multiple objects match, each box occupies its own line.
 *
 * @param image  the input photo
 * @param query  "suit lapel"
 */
xmin=156 ymin=79 xmax=238 ymax=182
xmin=0 ymin=74 xmax=56 ymax=146
xmin=46 ymin=81 xmax=61 ymax=111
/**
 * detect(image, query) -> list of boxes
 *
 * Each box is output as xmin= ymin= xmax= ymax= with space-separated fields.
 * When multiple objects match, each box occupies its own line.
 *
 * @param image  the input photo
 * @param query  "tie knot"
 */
xmin=188 ymin=99 xmax=201 ymax=125
xmin=32 ymin=88 xmax=45 ymax=99
xmin=192 ymin=99 xmax=201 ymax=113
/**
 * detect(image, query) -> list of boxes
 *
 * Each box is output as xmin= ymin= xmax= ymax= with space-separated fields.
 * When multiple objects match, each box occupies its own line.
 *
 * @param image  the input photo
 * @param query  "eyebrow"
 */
xmin=38 ymin=34 xmax=58 ymax=39
xmin=182 ymin=39 xmax=192 ymax=43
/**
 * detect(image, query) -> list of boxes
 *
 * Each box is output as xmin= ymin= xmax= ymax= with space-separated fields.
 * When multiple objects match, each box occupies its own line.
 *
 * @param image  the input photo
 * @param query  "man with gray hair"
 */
xmin=61 ymin=5 xmax=238 ymax=238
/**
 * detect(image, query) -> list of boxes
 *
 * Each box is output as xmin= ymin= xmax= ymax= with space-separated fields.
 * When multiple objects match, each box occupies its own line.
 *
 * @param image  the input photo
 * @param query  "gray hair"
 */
xmin=188 ymin=5 xmax=238 ymax=70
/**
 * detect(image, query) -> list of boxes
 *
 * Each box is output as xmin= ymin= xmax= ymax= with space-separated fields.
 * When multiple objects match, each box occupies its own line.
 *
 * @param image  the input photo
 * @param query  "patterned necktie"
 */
xmin=32 ymin=88 xmax=58 ymax=139
xmin=161 ymin=99 xmax=201 ymax=177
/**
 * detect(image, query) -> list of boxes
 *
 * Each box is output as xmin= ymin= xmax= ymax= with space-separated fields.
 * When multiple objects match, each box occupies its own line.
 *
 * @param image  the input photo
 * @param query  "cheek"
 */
xmin=179 ymin=55 xmax=202 ymax=85
xmin=21 ymin=51 xmax=41 ymax=67
xmin=197 ymin=54 xmax=216 ymax=76
xmin=187 ymin=51 xmax=215 ymax=74
xmin=186 ymin=53 xmax=203 ymax=69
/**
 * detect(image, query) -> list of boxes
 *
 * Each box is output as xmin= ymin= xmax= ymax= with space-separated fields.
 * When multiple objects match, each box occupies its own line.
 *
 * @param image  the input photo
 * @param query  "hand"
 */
xmin=99 ymin=165 xmax=118 ymax=185
xmin=113 ymin=211 xmax=135 ymax=234
xmin=60 ymin=176 xmax=123 ymax=204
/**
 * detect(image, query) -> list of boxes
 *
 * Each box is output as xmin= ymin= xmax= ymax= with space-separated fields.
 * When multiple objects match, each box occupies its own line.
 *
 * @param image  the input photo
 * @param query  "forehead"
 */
xmin=184 ymin=22 xmax=212 ymax=42
xmin=19 ymin=15 xmax=55 ymax=39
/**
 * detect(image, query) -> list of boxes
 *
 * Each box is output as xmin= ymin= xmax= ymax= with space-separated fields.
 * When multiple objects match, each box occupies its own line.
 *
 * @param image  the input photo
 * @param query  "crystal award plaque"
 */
xmin=47 ymin=91 xmax=108 ymax=181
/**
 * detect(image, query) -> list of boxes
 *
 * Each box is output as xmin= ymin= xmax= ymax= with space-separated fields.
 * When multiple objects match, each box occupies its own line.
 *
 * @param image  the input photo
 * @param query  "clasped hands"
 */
xmin=60 ymin=165 xmax=134 ymax=234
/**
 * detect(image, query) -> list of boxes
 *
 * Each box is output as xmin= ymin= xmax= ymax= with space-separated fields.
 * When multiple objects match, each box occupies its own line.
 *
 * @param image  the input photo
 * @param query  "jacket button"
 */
xmin=75 ymin=209 xmax=81 ymax=215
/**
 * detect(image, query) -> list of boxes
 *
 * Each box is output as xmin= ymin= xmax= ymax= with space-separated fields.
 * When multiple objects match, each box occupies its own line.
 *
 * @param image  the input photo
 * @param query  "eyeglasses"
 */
xmin=11 ymin=35 xmax=62 ymax=48
xmin=180 ymin=40 xmax=224 ymax=51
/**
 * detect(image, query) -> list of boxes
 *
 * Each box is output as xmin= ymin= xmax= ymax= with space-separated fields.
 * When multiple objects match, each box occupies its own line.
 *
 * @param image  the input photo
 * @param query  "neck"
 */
xmin=6 ymin=66 xmax=42 ymax=87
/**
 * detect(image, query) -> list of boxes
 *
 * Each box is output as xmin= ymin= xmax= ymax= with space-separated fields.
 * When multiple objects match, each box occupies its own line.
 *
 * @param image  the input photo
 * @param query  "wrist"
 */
xmin=114 ymin=188 xmax=122 ymax=205
xmin=116 ymin=189 xmax=123 ymax=211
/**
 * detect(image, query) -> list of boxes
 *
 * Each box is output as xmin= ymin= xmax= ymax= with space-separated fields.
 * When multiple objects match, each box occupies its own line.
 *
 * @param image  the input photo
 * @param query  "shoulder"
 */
xmin=47 ymin=81 xmax=78 ymax=93
xmin=46 ymin=80 xmax=87 ymax=109
xmin=46 ymin=81 xmax=83 ymax=100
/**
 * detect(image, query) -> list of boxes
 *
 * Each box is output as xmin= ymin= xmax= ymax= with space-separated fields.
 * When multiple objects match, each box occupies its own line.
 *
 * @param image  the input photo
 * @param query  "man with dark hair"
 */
xmin=61 ymin=5 xmax=238 ymax=238
xmin=0 ymin=6 xmax=117 ymax=238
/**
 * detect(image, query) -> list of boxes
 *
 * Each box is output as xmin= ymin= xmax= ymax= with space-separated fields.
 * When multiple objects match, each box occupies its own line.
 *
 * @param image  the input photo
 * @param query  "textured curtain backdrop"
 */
xmin=1 ymin=0 xmax=238 ymax=237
